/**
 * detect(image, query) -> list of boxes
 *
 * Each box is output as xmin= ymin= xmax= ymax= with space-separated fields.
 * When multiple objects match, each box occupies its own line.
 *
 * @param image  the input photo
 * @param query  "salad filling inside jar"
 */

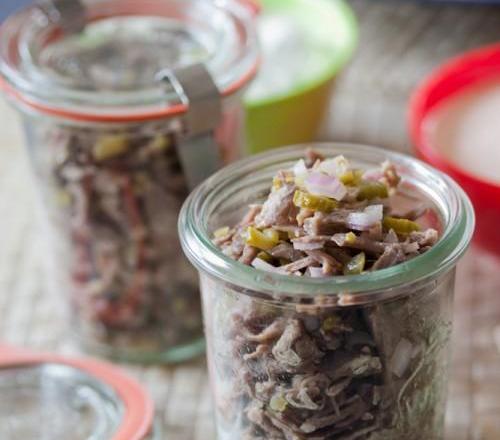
xmin=207 ymin=149 xmax=453 ymax=440
xmin=41 ymin=122 xmax=204 ymax=357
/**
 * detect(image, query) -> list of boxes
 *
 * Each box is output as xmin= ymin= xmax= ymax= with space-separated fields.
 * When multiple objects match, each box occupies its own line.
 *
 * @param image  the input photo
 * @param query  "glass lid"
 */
xmin=0 ymin=0 xmax=259 ymax=121
xmin=0 ymin=345 xmax=155 ymax=440
xmin=0 ymin=364 xmax=123 ymax=440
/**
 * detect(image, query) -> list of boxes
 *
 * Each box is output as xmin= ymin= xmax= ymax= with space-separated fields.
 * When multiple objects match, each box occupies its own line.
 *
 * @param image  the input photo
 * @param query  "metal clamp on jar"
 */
xmin=158 ymin=63 xmax=223 ymax=188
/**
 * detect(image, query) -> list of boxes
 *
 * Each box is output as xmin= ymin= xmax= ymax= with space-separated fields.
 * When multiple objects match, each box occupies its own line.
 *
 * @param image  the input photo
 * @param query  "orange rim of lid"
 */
xmin=0 ymin=344 xmax=154 ymax=440
xmin=0 ymin=0 xmax=260 ymax=123
xmin=0 ymin=59 xmax=259 ymax=124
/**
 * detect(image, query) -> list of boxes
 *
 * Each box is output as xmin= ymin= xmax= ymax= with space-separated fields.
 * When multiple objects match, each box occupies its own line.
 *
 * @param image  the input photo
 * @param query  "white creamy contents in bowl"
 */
xmin=245 ymin=13 xmax=330 ymax=102
xmin=424 ymin=79 xmax=500 ymax=185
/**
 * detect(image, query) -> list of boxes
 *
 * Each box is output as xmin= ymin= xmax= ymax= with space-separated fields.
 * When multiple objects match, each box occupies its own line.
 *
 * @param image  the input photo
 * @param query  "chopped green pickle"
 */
xmin=246 ymin=226 xmax=279 ymax=250
xmin=293 ymin=190 xmax=338 ymax=213
xmin=256 ymin=251 xmax=273 ymax=263
xmin=345 ymin=232 xmax=357 ymax=245
xmin=357 ymin=182 xmax=389 ymax=201
xmin=56 ymin=190 xmax=71 ymax=207
xmin=273 ymin=174 xmax=294 ymax=190
xmin=339 ymin=169 xmax=363 ymax=186
xmin=276 ymin=230 xmax=289 ymax=241
xmin=383 ymin=217 xmax=421 ymax=234
xmin=149 ymin=135 xmax=171 ymax=152
xmin=322 ymin=316 xmax=340 ymax=332
xmin=92 ymin=135 xmax=129 ymax=161
xmin=288 ymin=230 xmax=300 ymax=240
xmin=263 ymin=228 xmax=280 ymax=243
xmin=214 ymin=227 xmax=230 ymax=238
xmin=344 ymin=252 xmax=366 ymax=275
xmin=270 ymin=394 xmax=288 ymax=412
xmin=272 ymin=176 xmax=283 ymax=190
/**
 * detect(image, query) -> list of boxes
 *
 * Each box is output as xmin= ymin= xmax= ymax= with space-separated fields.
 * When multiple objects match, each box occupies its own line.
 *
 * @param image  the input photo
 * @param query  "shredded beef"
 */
xmin=240 ymin=245 xmax=260 ymax=265
xmin=50 ymin=127 xmax=203 ymax=352
xmin=304 ymin=211 xmax=351 ymax=236
xmin=256 ymin=184 xmax=298 ymax=228
xmin=270 ymin=243 xmax=306 ymax=262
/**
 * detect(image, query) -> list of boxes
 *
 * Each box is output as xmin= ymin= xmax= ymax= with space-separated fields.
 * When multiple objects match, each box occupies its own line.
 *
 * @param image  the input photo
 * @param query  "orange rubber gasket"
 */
xmin=0 ymin=344 xmax=154 ymax=440
xmin=0 ymin=58 xmax=259 ymax=123
xmin=0 ymin=0 xmax=260 ymax=123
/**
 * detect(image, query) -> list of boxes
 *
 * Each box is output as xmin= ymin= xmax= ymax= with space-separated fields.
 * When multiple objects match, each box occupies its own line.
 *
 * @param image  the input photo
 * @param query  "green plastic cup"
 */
xmin=244 ymin=0 xmax=358 ymax=153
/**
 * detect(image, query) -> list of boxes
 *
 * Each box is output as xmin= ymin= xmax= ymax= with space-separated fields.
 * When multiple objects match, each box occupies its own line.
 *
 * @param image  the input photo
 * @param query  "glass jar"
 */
xmin=179 ymin=144 xmax=475 ymax=440
xmin=0 ymin=0 xmax=259 ymax=363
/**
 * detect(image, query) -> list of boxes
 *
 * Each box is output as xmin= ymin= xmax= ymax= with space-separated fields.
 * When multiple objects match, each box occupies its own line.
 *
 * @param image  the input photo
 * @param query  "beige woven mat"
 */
xmin=2 ymin=1 xmax=500 ymax=439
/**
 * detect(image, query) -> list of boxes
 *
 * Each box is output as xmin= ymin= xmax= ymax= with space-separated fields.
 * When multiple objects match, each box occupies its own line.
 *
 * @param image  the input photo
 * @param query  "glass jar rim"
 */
xmin=179 ymin=143 xmax=475 ymax=300
xmin=0 ymin=0 xmax=259 ymax=123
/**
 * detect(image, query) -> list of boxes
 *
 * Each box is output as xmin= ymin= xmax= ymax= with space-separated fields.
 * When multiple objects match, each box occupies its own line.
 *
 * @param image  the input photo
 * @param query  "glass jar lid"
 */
xmin=0 ymin=345 xmax=155 ymax=440
xmin=0 ymin=0 xmax=259 ymax=122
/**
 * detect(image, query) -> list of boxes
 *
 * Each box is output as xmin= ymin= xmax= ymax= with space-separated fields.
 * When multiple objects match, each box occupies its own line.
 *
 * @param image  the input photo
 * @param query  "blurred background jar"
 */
xmin=0 ymin=0 xmax=259 ymax=363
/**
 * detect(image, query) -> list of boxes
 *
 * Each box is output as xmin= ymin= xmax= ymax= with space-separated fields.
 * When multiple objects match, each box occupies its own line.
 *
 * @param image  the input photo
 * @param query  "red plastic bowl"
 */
xmin=409 ymin=43 xmax=500 ymax=256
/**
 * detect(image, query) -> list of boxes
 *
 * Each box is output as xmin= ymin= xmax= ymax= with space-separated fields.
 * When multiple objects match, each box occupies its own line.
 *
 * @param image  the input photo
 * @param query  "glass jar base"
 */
xmin=77 ymin=336 xmax=206 ymax=365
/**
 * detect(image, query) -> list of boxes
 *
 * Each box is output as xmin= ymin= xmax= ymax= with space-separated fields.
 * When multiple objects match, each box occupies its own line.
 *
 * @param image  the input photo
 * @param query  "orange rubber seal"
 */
xmin=0 ymin=0 xmax=259 ymax=124
xmin=0 ymin=58 xmax=259 ymax=124
xmin=0 ymin=344 xmax=154 ymax=440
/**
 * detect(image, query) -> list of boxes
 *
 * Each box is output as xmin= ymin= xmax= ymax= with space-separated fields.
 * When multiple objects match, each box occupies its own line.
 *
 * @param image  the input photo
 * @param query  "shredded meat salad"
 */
xmin=210 ymin=150 xmax=449 ymax=440
xmin=215 ymin=149 xmax=439 ymax=276
xmin=47 ymin=125 xmax=202 ymax=354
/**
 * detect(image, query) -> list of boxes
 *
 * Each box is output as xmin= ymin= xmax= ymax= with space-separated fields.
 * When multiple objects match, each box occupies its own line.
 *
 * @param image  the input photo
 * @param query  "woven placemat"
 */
xmin=2 ymin=2 xmax=500 ymax=438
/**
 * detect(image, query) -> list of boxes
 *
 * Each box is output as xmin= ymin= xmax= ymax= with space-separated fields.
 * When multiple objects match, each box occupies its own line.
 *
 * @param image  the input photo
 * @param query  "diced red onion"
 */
xmin=347 ymin=213 xmax=373 ymax=231
xmin=347 ymin=205 xmax=383 ymax=231
xmin=293 ymin=159 xmax=308 ymax=178
xmin=317 ymin=156 xmax=349 ymax=176
xmin=292 ymin=240 xmax=325 ymax=251
xmin=305 ymin=172 xmax=347 ymax=201
xmin=390 ymin=338 xmax=413 ymax=378
xmin=308 ymin=267 xmax=326 ymax=278
xmin=365 ymin=204 xmax=384 ymax=220
xmin=251 ymin=258 xmax=279 ymax=273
